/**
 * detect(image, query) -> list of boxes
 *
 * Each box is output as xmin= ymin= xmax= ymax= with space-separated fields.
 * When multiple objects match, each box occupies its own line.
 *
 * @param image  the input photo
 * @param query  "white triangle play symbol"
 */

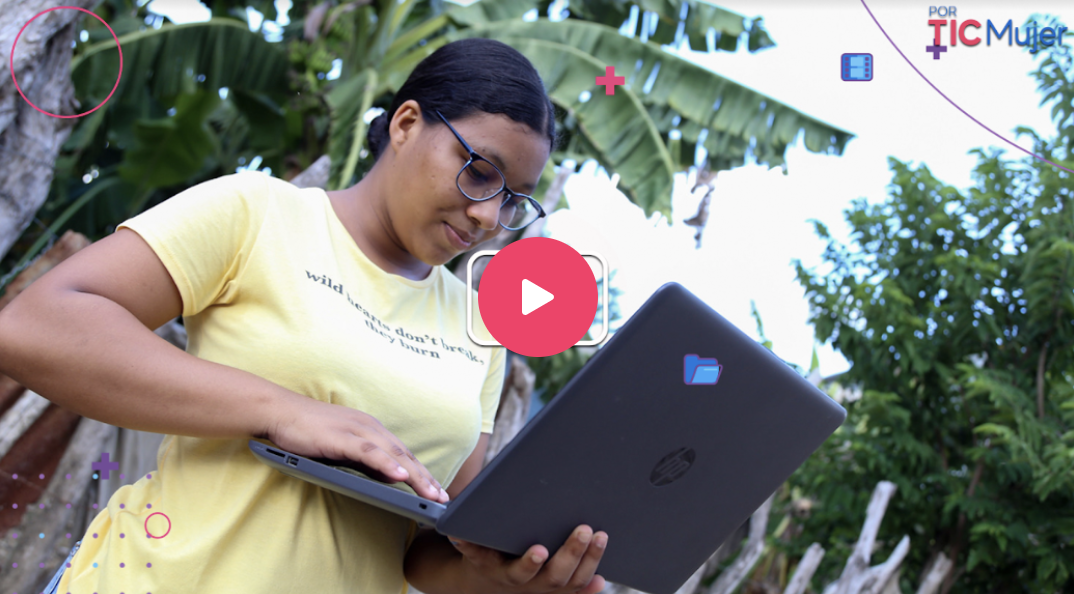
xmin=521 ymin=279 xmax=554 ymax=316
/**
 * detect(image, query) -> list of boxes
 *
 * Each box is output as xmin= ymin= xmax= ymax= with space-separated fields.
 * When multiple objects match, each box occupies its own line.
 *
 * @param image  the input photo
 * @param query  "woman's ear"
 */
xmin=389 ymin=100 xmax=425 ymax=153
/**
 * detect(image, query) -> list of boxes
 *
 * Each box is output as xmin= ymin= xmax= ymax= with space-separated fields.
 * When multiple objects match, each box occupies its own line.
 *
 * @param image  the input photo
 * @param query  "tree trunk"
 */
xmin=0 ymin=0 xmax=101 ymax=260
xmin=287 ymin=154 xmax=332 ymax=189
xmin=482 ymin=354 xmax=535 ymax=466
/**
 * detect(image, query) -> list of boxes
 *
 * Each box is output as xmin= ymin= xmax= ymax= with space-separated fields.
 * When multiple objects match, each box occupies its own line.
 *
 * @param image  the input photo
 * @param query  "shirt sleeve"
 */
xmin=479 ymin=347 xmax=507 ymax=434
xmin=117 ymin=171 xmax=271 ymax=318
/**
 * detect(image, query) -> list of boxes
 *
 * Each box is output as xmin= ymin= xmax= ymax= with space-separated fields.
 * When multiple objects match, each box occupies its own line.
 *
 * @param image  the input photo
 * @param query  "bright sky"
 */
xmin=549 ymin=0 xmax=1072 ymax=377
xmin=146 ymin=0 xmax=1072 ymax=377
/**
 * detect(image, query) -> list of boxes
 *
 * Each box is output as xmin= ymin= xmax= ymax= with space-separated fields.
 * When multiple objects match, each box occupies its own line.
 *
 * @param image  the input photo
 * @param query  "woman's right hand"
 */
xmin=262 ymin=393 xmax=449 ymax=503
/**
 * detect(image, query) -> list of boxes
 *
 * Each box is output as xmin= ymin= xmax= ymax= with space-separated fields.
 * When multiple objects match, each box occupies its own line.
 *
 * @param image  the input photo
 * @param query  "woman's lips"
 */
xmin=444 ymin=222 xmax=473 ymax=249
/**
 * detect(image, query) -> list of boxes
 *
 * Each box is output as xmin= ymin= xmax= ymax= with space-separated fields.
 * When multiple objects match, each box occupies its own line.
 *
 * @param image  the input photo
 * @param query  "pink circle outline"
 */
xmin=9 ymin=6 xmax=124 ymax=119
xmin=144 ymin=512 xmax=171 ymax=539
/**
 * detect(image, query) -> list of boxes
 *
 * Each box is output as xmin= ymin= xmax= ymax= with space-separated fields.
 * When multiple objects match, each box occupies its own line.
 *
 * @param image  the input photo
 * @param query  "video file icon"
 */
xmin=841 ymin=53 xmax=873 ymax=81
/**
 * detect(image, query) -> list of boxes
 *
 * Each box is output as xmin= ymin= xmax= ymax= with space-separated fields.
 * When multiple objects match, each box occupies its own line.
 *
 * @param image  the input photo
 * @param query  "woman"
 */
xmin=0 ymin=38 xmax=608 ymax=594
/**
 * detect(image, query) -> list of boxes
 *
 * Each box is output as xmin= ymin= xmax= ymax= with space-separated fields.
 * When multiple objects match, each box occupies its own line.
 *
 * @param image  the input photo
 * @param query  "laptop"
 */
xmin=249 ymin=282 xmax=846 ymax=594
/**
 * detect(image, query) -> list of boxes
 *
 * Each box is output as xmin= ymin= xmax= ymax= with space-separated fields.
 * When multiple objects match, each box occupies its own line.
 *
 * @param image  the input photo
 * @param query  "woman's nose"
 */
xmin=467 ymin=196 xmax=502 ymax=231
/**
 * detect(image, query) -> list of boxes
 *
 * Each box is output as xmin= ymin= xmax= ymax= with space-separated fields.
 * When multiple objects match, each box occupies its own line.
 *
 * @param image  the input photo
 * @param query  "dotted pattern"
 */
xmin=2 ymin=471 xmax=161 ymax=593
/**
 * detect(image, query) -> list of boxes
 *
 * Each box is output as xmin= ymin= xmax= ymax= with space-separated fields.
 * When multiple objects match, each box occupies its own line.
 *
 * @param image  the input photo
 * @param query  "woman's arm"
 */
xmin=0 ymin=228 xmax=283 ymax=438
xmin=0 ymin=229 xmax=447 ymax=501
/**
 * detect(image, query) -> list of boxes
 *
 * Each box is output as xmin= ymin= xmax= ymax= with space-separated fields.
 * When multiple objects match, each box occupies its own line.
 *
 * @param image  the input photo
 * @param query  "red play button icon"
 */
xmin=478 ymin=237 xmax=598 ymax=357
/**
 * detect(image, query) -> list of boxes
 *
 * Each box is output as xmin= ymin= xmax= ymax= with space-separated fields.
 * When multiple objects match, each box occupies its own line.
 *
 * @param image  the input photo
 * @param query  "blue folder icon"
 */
xmin=684 ymin=354 xmax=722 ymax=385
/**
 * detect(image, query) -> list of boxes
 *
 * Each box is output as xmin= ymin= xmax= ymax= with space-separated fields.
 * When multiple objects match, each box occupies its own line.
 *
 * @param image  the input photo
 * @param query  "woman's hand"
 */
xmin=263 ymin=391 xmax=448 ymax=503
xmin=451 ymin=525 xmax=609 ymax=594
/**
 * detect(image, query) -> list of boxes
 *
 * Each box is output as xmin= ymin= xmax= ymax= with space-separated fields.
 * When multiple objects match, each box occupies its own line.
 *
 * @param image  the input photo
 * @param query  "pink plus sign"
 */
xmin=595 ymin=66 xmax=625 ymax=95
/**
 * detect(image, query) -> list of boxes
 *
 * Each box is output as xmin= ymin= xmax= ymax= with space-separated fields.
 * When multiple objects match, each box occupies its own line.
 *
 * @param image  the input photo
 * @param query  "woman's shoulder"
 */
xmin=210 ymin=170 xmax=326 ymax=218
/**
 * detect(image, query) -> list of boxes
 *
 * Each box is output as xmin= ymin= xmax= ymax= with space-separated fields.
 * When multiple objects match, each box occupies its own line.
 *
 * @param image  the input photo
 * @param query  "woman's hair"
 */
xmin=366 ymin=38 xmax=557 ymax=161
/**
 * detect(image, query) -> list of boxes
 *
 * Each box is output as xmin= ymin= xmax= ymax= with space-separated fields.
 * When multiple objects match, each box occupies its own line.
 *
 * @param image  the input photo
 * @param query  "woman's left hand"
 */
xmin=450 ymin=524 xmax=609 ymax=594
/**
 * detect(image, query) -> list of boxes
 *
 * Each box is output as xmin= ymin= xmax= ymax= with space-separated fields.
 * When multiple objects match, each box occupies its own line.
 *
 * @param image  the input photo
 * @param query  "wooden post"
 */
xmin=784 ymin=543 xmax=826 ymax=594
xmin=916 ymin=553 xmax=953 ymax=594
xmin=705 ymin=493 xmax=776 ymax=594
xmin=824 ymin=481 xmax=912 ymax=594
xmin=0 ymin=418 xmax=116 ymax=594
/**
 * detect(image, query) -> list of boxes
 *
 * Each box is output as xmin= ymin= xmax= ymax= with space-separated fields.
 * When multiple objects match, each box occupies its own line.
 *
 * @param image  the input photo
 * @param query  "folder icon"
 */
xmin=684 ymin=354 xmax=722 ymax=385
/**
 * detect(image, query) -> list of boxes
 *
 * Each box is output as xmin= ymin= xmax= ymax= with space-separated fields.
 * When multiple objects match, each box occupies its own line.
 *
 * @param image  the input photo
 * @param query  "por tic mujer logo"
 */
xmin=927 ymin=6 xmax=1069 ymax=55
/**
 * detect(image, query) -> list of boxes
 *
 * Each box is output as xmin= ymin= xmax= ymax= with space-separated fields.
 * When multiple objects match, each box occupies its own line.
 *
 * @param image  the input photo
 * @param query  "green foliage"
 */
xmin=785 ymin=38 xmax=1074 ymax=592
xmin=1 ymin=0 xmax=851 ymax=293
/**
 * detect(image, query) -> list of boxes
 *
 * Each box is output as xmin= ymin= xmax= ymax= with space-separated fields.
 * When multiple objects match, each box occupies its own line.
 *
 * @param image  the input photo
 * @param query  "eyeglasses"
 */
xmin=435 ymin=110 xmax=545 ymax=231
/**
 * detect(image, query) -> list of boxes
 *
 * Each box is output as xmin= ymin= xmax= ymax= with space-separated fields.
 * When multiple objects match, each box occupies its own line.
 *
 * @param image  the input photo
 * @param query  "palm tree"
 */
xmin=1 ymin=0 xmax=851 ymax=272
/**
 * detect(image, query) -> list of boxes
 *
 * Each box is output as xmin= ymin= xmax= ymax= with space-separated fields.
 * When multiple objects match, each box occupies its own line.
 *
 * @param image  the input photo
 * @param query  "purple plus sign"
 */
xmin=92 ymin=453 xmax=119 ymax=479
xmin=926 ymin=44 xmax=947 ymax=59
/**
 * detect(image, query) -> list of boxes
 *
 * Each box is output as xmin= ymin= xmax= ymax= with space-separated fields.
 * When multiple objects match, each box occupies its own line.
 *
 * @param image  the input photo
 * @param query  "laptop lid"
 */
xmin=433 ymin=282 xmax=846 ymax=594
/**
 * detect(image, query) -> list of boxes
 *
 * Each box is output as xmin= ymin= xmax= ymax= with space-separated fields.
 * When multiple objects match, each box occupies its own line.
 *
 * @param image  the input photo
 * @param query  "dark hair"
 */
xmin=366 ymin=38 xmax=557 ymax=161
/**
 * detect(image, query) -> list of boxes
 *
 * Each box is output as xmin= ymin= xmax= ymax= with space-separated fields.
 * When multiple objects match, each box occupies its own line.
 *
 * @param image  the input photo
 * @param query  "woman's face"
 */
xmin=383 ymin=100 xmax=551 ymax=266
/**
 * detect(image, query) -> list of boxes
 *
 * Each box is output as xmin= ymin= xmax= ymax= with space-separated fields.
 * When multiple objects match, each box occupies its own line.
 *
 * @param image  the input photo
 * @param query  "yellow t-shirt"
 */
xmin=59 ymin=170 xmax=505 ymax=594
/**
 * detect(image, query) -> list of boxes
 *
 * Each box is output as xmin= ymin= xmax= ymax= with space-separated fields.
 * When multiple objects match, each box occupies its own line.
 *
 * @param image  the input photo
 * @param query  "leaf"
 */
xmin=445 ymin=0 xmax=535 ymax=26
xmin=461 ymin=34 xmax=676 ymax=217
xmin=118 ymin=90 xmax=221 ymax=195
xmin=229 ymin=89 xmax=286 ymax=150
xmin=460 ymin=18 xmax=852 ymax=173
xmin=71 ymin=19 xmax=291 ymax=111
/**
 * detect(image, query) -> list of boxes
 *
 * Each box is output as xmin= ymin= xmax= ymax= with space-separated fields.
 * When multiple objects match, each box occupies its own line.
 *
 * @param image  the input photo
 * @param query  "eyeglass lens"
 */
xmin=458 ymin=159 xmax=539 ymax=230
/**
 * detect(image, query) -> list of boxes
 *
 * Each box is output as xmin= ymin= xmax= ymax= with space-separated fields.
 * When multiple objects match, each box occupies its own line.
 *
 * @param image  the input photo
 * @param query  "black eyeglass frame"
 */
xmin=434 ymin=110 xmax=546 ymax=231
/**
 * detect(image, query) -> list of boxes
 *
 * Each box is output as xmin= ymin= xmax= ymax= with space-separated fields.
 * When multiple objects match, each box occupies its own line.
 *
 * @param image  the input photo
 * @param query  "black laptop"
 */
xmin=249 ymin=282 xmax=846 ymax=594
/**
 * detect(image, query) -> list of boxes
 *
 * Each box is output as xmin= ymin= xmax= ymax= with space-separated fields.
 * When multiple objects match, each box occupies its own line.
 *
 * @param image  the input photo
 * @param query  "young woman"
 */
xmin=0 ymin=38 xmax=608 ymax=594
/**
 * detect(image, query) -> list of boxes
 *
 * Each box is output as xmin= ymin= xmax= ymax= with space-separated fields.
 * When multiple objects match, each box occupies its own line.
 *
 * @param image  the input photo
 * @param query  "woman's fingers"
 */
xmin=538 ymin=525 xmax=597 ymax=589
xmin=566 ymin=531 xmax=608 ymax=591
xmin=265 ymin=398 xmax=446 ymax=502
xmin=351 ymin=425 xmax=445 ymax=501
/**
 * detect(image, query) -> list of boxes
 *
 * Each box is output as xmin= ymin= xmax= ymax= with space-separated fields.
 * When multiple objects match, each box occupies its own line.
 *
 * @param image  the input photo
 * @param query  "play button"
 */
xmin=477 ymin=237 xmax=599 ymax=357
xmin=521 ymin=279 xmax=554 ymax=315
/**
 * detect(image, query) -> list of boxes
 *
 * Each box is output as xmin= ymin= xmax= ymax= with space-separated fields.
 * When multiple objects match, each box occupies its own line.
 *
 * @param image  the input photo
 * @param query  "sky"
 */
xmin=546 ymin=0 xmax=1072 ymax=377
xmin=144 ymin=0 xmax=1073 ymax=378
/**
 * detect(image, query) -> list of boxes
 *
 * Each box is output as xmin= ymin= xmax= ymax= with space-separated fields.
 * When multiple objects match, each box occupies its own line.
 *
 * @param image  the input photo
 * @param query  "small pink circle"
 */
xmin=120 ymin=562 xmax=125 ymax=568
xmin=147 ymin=504 xmax=152 ymax=509
xmin=11 ymin=474 xmax=16 ymax=479
xmin=66 ymin=473 xmax=71 ymax=479
xmin=11 ymin=503 xmax=17 ymax=509
xmin=93 ymin=504 xmax=98 ymax=509
xmin=120 ymin=504 xmax=125 ymax=509
xmin=39 ymin=562 xmax=45 ymax=568
xmin=8 ymin=7 xmax=124 ymax=119
xmin=11 ymin=533 xmax=17 ymax=539
xmin=93 ymin=533 xmax=98 ymax=538
xmin=66 ymin=563 xmax=71 ymax=568
xmin=66 ymin=533 xmax=71 ymax=538
xmin=147 ymin=474 xmax=152 ymax=479
xmin=144 ymin=512 xmax=171 ymax=539
xmin=120 ymin=533 xmax=125 ymax=538
xmin=38 ymin=474 xmax=44 ymax=480
xmin=66 ymin=503 xmax=72 ymax=509
xmin=38 ymin=503 xmax=44 ymax=508
xmin=120 ymin=474 xmax=125 ymax=480
xmin=147 ymin=563 xmax=152 ymax=568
